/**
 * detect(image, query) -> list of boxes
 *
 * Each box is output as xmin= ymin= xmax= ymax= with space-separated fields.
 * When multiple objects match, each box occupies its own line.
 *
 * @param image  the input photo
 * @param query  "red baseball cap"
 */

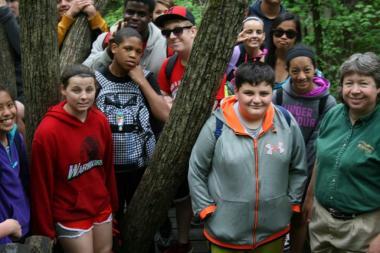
xmin=155 ymin=6 xmax=195 ymax=27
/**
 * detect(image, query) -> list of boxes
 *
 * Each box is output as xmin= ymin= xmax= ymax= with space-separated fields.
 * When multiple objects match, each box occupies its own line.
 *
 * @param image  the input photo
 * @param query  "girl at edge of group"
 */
xmin=0 ymin=85 xmax=29 ymax=244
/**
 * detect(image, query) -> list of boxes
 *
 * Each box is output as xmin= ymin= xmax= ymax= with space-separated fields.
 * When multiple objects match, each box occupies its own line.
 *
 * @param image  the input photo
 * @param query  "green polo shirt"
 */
xmin=315 ymin=104 xmax=380 ymax=214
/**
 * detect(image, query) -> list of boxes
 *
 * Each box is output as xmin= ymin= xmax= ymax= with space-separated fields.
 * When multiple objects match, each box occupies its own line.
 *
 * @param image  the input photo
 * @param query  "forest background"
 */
xmin=104 ymin=0 xmax=380 ymax=96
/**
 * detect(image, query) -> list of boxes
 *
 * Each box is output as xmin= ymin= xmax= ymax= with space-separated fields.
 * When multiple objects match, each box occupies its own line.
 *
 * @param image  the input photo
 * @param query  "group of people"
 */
xmin=0 ymin=0 xmax=379 ymax=253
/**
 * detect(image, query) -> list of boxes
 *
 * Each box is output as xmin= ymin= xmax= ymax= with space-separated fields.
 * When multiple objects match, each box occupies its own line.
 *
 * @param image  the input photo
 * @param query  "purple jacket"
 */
xmin=0 ymin=126 xmax=29 ymax=244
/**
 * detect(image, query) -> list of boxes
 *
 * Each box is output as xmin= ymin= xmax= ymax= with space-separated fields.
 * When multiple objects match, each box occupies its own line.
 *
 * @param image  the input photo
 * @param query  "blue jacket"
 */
xmin=0 ymin=126 xmax=29 ymax=244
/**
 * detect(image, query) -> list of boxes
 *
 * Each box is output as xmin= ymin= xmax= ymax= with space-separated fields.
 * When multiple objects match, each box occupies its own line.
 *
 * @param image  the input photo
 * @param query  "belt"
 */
xmin=326 ymin=207 xmax=360 ymax=220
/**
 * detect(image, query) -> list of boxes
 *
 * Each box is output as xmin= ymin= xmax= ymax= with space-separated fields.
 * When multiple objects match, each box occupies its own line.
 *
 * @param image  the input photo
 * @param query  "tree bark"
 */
xmin=59 ymin=0 xmax=107 ymax=73
xmin=122 ymin=0 xmax=248 ymax=252
xmin=0 ymin=236 xmax=53 ymax=253
xmin=20 ymin=0 xmax=60 ymax=148
xmin=0 ymin=27 xmax=16 ymax=97
xmin=311 ymin=0 xmax=323 ymax=63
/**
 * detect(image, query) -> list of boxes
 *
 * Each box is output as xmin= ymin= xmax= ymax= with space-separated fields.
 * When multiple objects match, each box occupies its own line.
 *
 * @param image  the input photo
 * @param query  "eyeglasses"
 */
xmin=272 ymin=29 xmax=298 ymax=39
xmin=161 ymin=26 xmax=193 ymax=38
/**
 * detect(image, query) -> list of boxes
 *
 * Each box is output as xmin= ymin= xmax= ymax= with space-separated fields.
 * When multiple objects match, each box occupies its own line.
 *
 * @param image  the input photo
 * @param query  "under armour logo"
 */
xmin=265 ymin=142 xmax=285 ymax=155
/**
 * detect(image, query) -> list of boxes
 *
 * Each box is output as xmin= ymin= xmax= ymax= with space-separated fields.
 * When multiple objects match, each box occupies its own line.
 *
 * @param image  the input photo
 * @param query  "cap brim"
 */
xmin=155 ymin=14 xmax=193 ymax=28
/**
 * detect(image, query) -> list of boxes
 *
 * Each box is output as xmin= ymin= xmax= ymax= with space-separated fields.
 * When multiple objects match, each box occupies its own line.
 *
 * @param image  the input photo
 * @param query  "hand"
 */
xmin=82 ymin=0 xmax=97 ymax=19
xmin=106 ymin=20 xmax=128 ymax=57
xmin=0 ymin=0 xmax=6 ymax=7
xmin=128 ymin=65 xmax=146 ymax=85
xmin=163 ymin=95 xmax=173 ymax=109
xmin=302 ymin=194 xmax=314 ymax=223
xmin=236 ymin=30 xmax=248 ymax=43
xmin=3 ymin=219 xmax=22 ymax=239
xmin=368 ymin=234 xmax=380 ymax=253
xmin=65 ymin=0 xmax=88 ymax=18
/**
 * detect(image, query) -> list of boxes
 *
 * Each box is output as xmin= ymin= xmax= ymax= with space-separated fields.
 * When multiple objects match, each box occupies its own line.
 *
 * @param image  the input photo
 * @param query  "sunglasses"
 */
xmin=161 ymin=26 xmax=193 ymax=38
xmin=272 ymin=29 xmax=298 ymax=39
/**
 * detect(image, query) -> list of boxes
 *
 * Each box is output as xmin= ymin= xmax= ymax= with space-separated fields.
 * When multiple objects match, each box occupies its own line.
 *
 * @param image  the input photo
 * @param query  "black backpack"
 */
xmin=165 ymin=53 xmax=178 ymax=82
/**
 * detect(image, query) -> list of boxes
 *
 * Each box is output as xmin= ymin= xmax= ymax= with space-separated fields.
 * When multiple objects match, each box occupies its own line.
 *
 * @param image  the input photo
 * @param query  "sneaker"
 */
xmin=190 ymin=216 xmax=203 ymax=228
xmin=163 ymin=241 xmax=193 ymax=253
xmin=283 ymin=233 xmax=290 ymax=253
xmin=154 ymin=231 xmax=173 ymax=252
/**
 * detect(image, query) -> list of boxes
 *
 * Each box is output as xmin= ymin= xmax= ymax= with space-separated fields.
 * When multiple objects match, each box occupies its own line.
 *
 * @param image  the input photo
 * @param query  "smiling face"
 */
xmin=289 ymin=56 xmax=315 ymax=94
xmin=0 ymin=91 xmax=16 ymax=138
xmin=273 ymin=20 xmax=297 ymax=51
xmin=124 ymin=1 xmax=152 ymax=34
xmin=163 ymin=19 xmax=196 ymax=54
xmin=111 ymin=36 xmax=143 ymax=72
xmin=242 ymin=19 xmax=265 ymax=50
xmin=342 ymin=73 xmax=380 ymax=118
xmin=57 ymin=0 xmax=72 ymax=18
xmin=61 ymin=76 xmax=96 ymax=120
xmin=235 ymin=82 xmax=273 ymax=122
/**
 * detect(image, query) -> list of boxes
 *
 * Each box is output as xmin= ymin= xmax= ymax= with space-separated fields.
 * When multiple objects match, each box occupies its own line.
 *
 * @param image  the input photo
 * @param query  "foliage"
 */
xmin=283 ymin=0 xmax=380 ymax=94
xmin=103 ymin=0 xmax=380 ymax=95
xmin=103 ymin=0 xmax=123 ymax=26
xmin=174 ymin=0 xmax=205 ymax=25
xmin=103 ymin=0 xmax=205 ymax=26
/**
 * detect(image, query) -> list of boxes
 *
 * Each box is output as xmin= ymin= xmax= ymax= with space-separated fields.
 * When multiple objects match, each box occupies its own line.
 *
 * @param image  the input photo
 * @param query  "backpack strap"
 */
xmin=275 ymin=105 xmax=291 ymax=127
xmin=102 ymin=32 xmax=112 ymax=49
xmin=214 ymin=117 xmax=224 ymax=140
xmin=165 ymin=53 xmax=178 ymax=81
xmin=275 ymin=88 xmax=283 ymax=106
xmin=318 ymin=95 xmax=328 ymax=117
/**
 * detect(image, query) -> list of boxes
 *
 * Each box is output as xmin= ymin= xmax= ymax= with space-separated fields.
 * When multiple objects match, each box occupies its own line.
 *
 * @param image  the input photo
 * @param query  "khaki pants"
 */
xmin=309 ymin=199 xmax=380 ymax=253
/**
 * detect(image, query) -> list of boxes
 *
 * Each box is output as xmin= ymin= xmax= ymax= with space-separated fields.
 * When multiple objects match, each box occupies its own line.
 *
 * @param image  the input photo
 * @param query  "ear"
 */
xmin=234 ymin=87 xmax=239 ymax=99
xmin=147 ymin=13 xmax=153 ymax=23
xmin=60 ymin=84 xmax=66 ymax=97
xmin=110 ymin=42 xmax=118 ymax=55
xmin=191 ymin=26 xmax=197 ymax=38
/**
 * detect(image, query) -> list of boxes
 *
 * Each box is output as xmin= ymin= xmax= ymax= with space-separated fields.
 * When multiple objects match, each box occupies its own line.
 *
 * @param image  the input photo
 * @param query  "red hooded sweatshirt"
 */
xmin=30 ymin=101 xmax=118 ymax=238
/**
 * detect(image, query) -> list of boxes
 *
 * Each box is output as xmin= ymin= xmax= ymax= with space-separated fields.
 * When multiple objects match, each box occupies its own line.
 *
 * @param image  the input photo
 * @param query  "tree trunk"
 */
xmin=311 ymin=0 xmax=322 ymax=63
xmin=122 ymin=0 xmax=248 ymax=252
xmin=0 ymin=26 xmax=17 ymax=97
xmin=59 ymin=0 xmax=107 ymax=73
xmin=20 ymin=0 xmax=60 ymax=148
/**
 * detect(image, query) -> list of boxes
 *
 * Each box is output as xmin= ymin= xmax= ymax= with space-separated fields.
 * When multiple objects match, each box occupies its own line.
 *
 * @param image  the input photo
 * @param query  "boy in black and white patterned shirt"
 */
xmin=95 ymin=27 xmax=170 ymax=224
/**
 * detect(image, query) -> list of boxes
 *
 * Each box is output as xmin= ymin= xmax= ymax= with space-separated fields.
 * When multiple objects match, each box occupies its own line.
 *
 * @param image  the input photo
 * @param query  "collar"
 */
xmin=220 ymin=96 xmax=274 ymax=135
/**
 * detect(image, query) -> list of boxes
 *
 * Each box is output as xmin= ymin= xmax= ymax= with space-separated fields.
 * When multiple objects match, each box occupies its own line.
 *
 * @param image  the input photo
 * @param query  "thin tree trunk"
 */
xmin=122 ymin=0 xmax=248 ymax=252
xmin=311 ymin=0 xmax=322 ymax=62
xmin=20 ymin=0 xmax=60 ymax=148
xmin=59 ymin=0 xmax=107 ymax=73
xmin=0 ymin=27 xmax=16 ymax=97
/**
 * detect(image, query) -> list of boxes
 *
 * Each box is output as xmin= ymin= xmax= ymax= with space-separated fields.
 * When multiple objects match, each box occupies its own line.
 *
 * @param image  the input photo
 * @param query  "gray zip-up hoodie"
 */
xmin=272 ymin=77 xmax=336 ymax=170
xmin=83 ymin=22 xmax=166 ymax=76
xmin=189 ymin=96 xmax=308 ymax=250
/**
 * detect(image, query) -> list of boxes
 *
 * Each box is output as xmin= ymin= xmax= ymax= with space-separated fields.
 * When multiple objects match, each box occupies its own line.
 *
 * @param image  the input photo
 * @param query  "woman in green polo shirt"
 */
xmin=304 ymin=52 xmax=380 ymax=253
